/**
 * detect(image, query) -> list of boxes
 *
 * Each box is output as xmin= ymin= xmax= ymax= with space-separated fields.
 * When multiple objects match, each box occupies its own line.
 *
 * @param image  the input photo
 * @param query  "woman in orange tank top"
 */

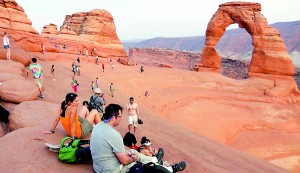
xmin=44 ymin=93 xmax=101 ymax=139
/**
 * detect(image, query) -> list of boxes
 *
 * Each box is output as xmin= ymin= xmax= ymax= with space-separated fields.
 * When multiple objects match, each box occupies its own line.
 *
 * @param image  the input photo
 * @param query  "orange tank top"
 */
xmin=60 ymin=113 xmax=82 ymax=138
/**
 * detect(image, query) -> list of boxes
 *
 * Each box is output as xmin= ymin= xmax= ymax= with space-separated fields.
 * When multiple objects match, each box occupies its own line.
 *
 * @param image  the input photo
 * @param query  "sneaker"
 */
xmin=39 ymin=94 xmax=45 ymax=98
xmin=156 ymin=148 xmax=164 ymax=165
xmin=172 ymin=161 xmax=186 ymax=172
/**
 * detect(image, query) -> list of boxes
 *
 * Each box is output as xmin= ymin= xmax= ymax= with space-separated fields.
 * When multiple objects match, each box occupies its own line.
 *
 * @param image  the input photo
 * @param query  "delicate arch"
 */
xmin=200 ymin=2 xmax=294 ymax=76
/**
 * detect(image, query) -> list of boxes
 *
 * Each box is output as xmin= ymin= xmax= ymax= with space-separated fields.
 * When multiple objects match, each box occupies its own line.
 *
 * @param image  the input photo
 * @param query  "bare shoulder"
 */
xmin=67 ymin=106 xmax=77 ymax=115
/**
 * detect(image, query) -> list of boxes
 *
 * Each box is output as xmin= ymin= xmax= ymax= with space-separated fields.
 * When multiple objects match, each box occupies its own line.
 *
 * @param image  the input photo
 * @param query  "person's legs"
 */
xmin=7 ymin=48 xmax=10 ymax=60
xmin=128 ymin=116 xmax=133 ymax=133
xmin=78 ymin=106 xmax=88 ymax=119
xmin=118 ymin=162 xmax=136 ymax=173
xmin=132 ymin=115 xmax=138 ymax=134
xmin=128 ymin=124 xmax=132 ymax=133
xmin=78 ymin=116 xmax=93 ymax=138
xmin=35 ymin=78 xmax=44 ymax=97
xmin=73 ymin=85 xmax=78 ymax=93
xmin=85 ymin=109 xmax=101 ymax=124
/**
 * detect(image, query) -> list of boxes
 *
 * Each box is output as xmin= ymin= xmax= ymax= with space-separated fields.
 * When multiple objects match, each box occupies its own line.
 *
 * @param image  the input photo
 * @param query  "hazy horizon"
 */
xmin=17 ymin=0 xmax=300 ymax=40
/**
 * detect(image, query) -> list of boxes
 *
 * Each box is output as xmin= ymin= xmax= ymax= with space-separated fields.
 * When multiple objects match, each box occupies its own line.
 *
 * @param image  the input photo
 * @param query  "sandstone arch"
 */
xmin=200 ymin=2 xmax=294 ymax=76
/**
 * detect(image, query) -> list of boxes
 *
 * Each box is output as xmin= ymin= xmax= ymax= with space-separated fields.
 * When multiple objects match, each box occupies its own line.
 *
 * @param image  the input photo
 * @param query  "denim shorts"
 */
xmin=4 ymin=45 xmax=10 ymax=49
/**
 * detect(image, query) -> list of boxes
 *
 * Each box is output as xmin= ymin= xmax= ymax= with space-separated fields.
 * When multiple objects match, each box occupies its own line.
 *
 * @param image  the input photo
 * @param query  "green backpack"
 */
xmin=58 ymin=137 xmax=79 ymax=163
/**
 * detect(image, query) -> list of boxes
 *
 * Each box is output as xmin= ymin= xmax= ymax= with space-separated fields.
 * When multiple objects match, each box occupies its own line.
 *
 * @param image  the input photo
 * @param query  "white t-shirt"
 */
xmin=3 ymin=35 xmax=9 ymax=46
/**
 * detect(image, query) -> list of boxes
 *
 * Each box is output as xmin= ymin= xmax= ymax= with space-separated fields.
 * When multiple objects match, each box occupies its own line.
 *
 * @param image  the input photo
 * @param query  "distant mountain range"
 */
xmin=122 ymin=21 xmax=300 ymax=65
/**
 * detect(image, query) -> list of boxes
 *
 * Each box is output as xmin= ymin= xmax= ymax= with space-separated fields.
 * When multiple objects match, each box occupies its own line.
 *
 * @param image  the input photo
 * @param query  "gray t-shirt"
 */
xmin=90 ymin=122 xmax=125 ymax=173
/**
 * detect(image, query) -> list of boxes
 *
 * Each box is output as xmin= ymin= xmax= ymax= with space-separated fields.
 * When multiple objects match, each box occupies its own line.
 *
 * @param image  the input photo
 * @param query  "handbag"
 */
xmin=138 ymin=118 xmax=143 ymax=124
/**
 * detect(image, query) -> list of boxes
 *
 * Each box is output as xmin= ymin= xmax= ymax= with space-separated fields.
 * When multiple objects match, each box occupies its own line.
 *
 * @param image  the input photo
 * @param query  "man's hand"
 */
xmin=130 ymin=154 xmax=138 ymax=162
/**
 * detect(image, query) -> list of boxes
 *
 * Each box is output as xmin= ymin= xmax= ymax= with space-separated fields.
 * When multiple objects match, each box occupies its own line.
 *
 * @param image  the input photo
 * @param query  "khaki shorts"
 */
xmin=79 ymin=116 xmax=93 ymax=138
xmin=98 ymin=112 xmax=103 ymax=120
xmin=34 ymin=77 xmax=43 ymax=89
xmin=128 ymin=115 xmax=138 ymax=127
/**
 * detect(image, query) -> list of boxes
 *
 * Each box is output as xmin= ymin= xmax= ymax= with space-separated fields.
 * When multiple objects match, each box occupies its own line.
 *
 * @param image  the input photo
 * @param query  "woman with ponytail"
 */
xmin=43 ymin=93 xmax=101 ymax=139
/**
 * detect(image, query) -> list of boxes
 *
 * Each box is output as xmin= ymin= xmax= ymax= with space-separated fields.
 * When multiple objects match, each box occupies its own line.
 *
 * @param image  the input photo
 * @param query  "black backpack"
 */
xmin=128 ymin=162 xmax=171 ymax=173
xmin=123 ymin=132 xmax=137 ymax=148
xmin=89 ymin=95 xmax=97 ymax=111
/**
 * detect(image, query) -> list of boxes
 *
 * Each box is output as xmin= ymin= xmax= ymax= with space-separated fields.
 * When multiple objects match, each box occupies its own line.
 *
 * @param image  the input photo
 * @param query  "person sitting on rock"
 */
xmin=145 ymin=91 xmax=150 ymax=97
xmin=90 ymin=104 xmax=186 ymax=173
xmin=43 ymin=93 xmax=101 ymax=139
xmin=138 ymin=136 xmax=158 ymax=157
xmin=78 ymin=101 xmax=89 ymax=119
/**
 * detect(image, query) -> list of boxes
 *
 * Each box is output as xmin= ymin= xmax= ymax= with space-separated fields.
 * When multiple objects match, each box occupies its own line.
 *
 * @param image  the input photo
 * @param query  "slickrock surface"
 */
xmin=0 ymin=58 xmax=293 ymax=173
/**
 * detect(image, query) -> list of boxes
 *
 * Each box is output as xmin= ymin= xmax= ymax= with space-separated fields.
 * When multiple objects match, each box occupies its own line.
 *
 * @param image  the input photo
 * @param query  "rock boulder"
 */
xmin=0 ymin=79 xmax=40 ymax=103
xmin=0 ymin=60 xmax=24 ymax=75
xmin=9 ymin=100 xmax=59 ymax=131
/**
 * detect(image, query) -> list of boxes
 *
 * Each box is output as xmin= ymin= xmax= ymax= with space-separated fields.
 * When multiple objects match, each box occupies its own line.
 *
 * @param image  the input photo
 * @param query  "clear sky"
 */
xmin=17 ymin=0 xmax=300 ymax=41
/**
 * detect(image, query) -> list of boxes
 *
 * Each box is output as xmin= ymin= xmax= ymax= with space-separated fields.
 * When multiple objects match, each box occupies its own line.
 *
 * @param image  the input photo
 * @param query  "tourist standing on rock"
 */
xmin=77 ymin=57 xmax=80 ymax=66
xmin=91 ymin=81 xmax=95 ymax=92
xmin=27 ymin=57 xmax=45 ymax=98
xmin=102 ymin=63 xmax=105 ymax=72
xmin=3 ymin=32 xmax=10 ymax=60
xmin=43 ymin=93 xmax=101 ymax=139
xmin=51 ymin=65 xmax=55 ymax=80
xmin=95 ymin=77 xmax=99 ymax=87
xmin=72 ymin=62 xmax=76 ymax=76
xmin=95 ymin=56 xmax=99 ymax=65
xmin=71 ymin=76 xmax=79 ymax=93
xmin=126 ymin=97 xmax=140 ymax=134
xmin=41 ymin=44 xmax=45 ymax=54
xmin=109 ymin=83 xmax=114 ymax=97
xmin=90 ymin=104 xmax=186 ymax=173
xmin=89 ymin=88 xmax=106 ymax=119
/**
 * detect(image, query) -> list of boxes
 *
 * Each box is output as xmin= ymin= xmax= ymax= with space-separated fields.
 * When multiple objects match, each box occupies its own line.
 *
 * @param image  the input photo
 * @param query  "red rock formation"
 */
xmin=0 ymin=0 xmax=42 ymax=53
xmin=60 ymin=9 xmax=127 ymax=58
xmin=129 ymin=48 xmax=200 ymax=69
xmin=41 ymin=24 xmax=59 ymax=35
xmin=201 ymin=2 xmax=294 ymax=76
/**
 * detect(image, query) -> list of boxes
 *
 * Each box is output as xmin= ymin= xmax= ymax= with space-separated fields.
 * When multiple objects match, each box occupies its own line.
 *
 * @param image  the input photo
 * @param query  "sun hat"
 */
xmin=94 ymin=88 xmax=102 ymax=94
xmin=141 ymin=136 xmax=151 ymax=146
